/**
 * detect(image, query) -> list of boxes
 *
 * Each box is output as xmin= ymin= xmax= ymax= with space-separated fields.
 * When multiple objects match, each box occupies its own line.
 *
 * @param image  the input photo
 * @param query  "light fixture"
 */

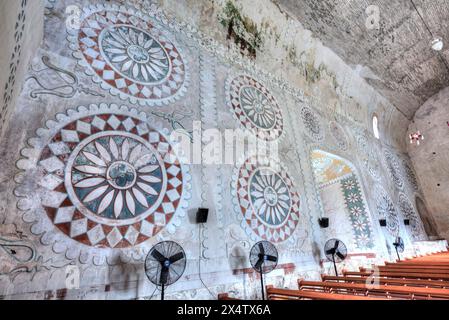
xmin=431 ymin=37 xmax=444 ymax=51
xmin=409 ymin=131 xmax=424 ymax=145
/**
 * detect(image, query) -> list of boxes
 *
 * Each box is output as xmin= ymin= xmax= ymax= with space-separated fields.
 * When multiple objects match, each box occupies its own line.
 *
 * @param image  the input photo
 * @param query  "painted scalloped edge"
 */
xmin=199 ymin=54 xmax=223 ymax=217
xmin=66 ymin=3 xmax=190 ymax=108
xmin=198 ymin=53 xmax=226 ymax=258
xmin=14 ymin=103 xmax=192 ymax=266
xmin=224 ymin=72 xmax=287 ymax=143
xmin=230 ymin=153 xmax=302 ymax=243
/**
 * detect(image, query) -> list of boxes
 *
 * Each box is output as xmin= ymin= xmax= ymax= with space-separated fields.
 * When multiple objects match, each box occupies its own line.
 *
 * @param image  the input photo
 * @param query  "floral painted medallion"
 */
xmin=232 ymin=156 xmax=300 ymax=242
xmin=227 ymin=75 xmax=284 ymax=141
xmin=15 ymin=104 xmax=190 ymax=264
xmin=68 ymin=5 xmax=188 ymax=106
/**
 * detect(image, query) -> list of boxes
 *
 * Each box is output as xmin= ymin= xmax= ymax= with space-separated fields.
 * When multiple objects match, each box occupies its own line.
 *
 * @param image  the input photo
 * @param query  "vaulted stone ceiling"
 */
xmin=274 ymin=0 xmax=449 ymax=120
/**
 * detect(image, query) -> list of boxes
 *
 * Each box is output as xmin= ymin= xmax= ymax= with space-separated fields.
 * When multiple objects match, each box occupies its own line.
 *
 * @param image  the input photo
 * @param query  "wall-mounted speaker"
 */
xmin=379 ymin=219 xmax=387 ymax=227
xmin=196 ymin=208 xmax=209 ymax=224
xmin=404 ymin=219 xmax=410 ymax=226
xmin=318 ymin=217 xmax=329 ymax=228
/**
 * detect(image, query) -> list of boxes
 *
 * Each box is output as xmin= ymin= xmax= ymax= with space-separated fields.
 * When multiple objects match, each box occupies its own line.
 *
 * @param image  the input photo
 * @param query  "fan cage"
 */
xmin=144 ymin=241 xmax=187 ymax=286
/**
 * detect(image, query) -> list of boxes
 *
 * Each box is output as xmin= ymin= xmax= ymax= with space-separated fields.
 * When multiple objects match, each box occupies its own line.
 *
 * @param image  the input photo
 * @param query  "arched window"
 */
xmin=372 ymin=114 xmax=380 ymax=139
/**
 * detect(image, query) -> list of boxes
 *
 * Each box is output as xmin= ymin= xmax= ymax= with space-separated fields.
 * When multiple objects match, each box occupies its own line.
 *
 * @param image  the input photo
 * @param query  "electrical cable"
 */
xmin=410 ymin=0 xmax=449 ymax=74
xmin=147 ymin=285 xmax=158 ymax=300
xmin=198 ymin=224 xmax=216 ymax=299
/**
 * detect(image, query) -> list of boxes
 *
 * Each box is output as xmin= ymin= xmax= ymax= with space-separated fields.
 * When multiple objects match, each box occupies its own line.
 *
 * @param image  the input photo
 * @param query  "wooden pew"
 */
xmin=383 ymin=262 xmax=449 ymax=271
xmin=218 ymin=293 xmax=240 ymax=300
xmin=266 ymin=286 xmax=387 ymax=300
xmin=371 ymin=266 xmax=449 ymax=274
xmin=321 ymin=275 xmax=449 ymax=289
xmin=362 ymin=266 xmax=449 ymax=274
xmin=392 ymin=260 xmax=449 ymax=266
xmin=298 ymin=279 xmax=449 ymax=299
xmin=343 ymin=270 xmax=449 ymax=281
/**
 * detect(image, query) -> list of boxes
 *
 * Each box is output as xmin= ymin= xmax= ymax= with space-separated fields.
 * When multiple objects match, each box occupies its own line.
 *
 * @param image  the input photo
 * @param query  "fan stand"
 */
xmin=331 ymin=254 xmax=338 ymax=277
xmin=394 ymin=246 xmax=401 ymax=262
xmin=161 ymin=284 xmax=165 ymax=301
xmin=259 ymin=265 xmax=265 ymax=300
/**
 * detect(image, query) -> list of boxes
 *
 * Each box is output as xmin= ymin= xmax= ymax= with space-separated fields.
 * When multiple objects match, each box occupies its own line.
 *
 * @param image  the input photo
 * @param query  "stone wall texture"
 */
xmin=0 ymin=0 xmax=445 ymax=300
xmin=409 ymin=86 xmax=449 ymax=240
xmin=0 ymin=0 xmax=44 ymax=140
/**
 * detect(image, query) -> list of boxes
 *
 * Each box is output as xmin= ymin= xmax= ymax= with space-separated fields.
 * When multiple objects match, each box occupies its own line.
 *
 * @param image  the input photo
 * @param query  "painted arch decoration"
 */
xmin=15 ymin=104 xmax=191 ymax=264
xmin=375 ymin=187 xmax=400 ymax=237
xmin=383 ymin=149 xmax=404 ymax=190
xmin=67 ymin=4 xmax=189 ymax=106
xmin=226 ymin=75 xmax=284 ymax=141
xmin=311 ymin=150 xmax=374 ymax=249
xmin=231 ymin=155 xmax=301 ymax=243
xmin=398 ymin=193 xmax=426 ymax=240
xmin=310 ymin=150 xmax=352 ymax=187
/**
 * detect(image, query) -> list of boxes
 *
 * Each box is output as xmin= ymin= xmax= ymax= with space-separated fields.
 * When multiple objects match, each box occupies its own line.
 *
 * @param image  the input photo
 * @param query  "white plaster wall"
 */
xmin=408 ymin=86 xmax=449 ymax=240
xmin=0 ymin=0 xmax=44 ymax=140
xmin=0 ymin=0 xmax=439 ymax=300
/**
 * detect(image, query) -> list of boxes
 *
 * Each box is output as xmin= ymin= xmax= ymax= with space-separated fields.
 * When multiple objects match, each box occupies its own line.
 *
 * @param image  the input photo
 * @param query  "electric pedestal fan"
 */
xmin=249 ymin=241 xmax=278 ymax=300
xmin=144 ymin=241 xmax=186 ymax=300
xmin=324 ymin=238 xmax=347 ymax=276
xmin=392 ymin=236 xmax=405 ymax=261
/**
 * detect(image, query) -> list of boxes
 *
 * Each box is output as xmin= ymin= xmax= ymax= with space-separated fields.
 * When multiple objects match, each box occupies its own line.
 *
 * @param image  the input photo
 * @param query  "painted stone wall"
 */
xmin=0 ymin=0 xmax=44 ymax=140
xmin=0 ymin=0 xmax=438 ymax=300
xmin=408 ymin=86 xmax=449 ymax=240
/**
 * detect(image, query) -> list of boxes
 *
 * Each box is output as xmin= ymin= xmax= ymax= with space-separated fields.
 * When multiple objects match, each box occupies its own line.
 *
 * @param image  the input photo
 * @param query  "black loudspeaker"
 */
xmin=318 ymin=217 xmax=329 ymax=228
xmin=379 ymin=219 xmax=387 ymax=227
xmin=404 ymin=219 xmax=410 ymax=226
xmin=196 ymin=208 xmax=209 ymax=223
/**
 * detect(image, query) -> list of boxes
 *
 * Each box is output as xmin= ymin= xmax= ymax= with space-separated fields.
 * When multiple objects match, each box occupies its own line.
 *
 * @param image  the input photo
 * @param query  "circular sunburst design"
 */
xmin=398 ymin=193 xmax=425 ymax=240
xmin=15 ymin=104 xmax=191 ymax=264
xmin=232 ymin=156 xmax=300 ymax=243
xmin=329 ymin=121 xmax=348 ymax=150
xmin=227 ymin=75 xmax=284 ymax=141
xmin=68 ymin=133 xmax=166 ymax=222
xmin=67 ymin=4 xmax=188 ymax=106
xmin=300 ymin=105 xmax=323 ymax=141
xmin=100 ymin=25 xmax=171 ymax=84
xmin=376 ymin=188 xmax=400 ymax=237
xmin=384 ymin=150 xmax=404 ymax=190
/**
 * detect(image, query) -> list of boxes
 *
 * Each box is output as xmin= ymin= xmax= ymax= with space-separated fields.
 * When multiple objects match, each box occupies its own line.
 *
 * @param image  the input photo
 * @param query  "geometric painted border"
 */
xmin=14 ymin=103 xmax=191 ymax=265
xmin=231 ymin=155 xmax=300 ymax=243
xmin=340 ymin=174 xmax=374 ymax=249
xmin=67 ymin=4 xmax=189 ymax=107
xmin=226 ymin=74 xmax=284 ymax=141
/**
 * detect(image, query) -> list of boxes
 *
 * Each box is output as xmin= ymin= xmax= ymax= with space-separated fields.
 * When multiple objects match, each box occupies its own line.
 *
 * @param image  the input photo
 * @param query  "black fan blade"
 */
xmin=336 ymin=251 xmax=345 ymax=260
xmin=151 ymin=249 xmax=167 ymax=263
xmin=266 ymin=255 xmax=278 ymax=262
xmin=160 ymin=267 xmax=169 ymax=285
xmin=258 ymin=242 xmax=265 ymax=255
xmin=325 ymin=249 xmax=335 ymax=255
xmin=333 ymin=240 xmax=340 ymax=250
xmin=168 ymin=252 xmax=184 ymax=264
xmin=254 ymin=258 xmax=264 ymax=270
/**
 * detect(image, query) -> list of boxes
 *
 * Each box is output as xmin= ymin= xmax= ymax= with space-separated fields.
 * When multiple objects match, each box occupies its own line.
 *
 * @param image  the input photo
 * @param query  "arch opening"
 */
xmin=311 ymin=149 xmax=375 ymax=251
